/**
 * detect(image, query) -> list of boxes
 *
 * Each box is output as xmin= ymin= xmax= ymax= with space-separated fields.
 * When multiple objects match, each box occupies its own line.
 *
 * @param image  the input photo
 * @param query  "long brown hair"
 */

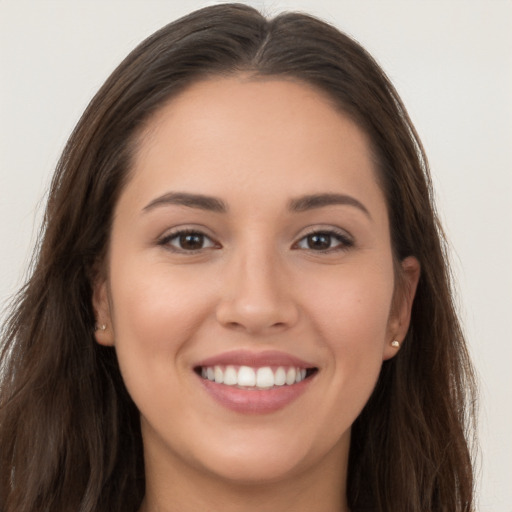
xmin=0 ymin=4 xmax=476 ymax=511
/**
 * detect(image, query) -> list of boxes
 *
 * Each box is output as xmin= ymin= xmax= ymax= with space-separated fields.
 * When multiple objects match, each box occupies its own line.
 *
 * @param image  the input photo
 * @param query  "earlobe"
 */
xmin=383 ymin=256 xmax=421 ymax=360
xmin=92 ymin=278 xmax=115 ymax=346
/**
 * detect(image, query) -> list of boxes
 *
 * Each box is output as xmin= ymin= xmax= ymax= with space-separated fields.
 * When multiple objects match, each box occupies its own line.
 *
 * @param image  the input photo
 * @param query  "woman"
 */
xmin=0 ymin=4 xmax=476 ymax=511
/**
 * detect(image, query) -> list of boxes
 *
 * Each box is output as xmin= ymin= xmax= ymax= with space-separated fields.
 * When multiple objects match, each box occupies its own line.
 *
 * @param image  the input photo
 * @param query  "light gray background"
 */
xmin=1 ymin=1 xmax=511 ymax=510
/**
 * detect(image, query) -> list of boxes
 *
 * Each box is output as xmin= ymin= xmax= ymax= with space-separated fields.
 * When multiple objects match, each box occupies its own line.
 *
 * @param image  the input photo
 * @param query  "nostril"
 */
xmin=226 ymin=321 xmax=244 ymax=331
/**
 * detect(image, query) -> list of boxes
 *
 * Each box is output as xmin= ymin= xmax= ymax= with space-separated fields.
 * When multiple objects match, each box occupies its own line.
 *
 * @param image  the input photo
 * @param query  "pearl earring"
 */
xmin=95 ymin=323 xmax=106 ymax=331
xmin=391 ymin=340 xmax=400 ymax=348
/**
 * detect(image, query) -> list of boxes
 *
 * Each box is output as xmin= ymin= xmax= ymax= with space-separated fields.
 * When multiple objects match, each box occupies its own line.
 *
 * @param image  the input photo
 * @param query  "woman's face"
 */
xmin=94 ymin=77 xmax=418 ymax=486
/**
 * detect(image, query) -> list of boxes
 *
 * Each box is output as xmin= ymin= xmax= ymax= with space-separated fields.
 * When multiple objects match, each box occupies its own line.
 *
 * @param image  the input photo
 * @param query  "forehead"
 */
xmin=124 ymin=76 xmax=385 ymax=217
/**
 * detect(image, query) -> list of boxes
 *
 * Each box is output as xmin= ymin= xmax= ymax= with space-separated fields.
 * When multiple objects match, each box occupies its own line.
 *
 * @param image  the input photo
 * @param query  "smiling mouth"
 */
xmin=194 ymin=365 xmax=318 ymax=390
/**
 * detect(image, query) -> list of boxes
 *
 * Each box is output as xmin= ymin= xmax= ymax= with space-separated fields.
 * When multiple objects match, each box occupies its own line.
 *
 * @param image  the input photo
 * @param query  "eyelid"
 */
xmin=155 ymin=224 xmax=353 ymax=253
xmin=157 ymin=226 xmax=220 ymax=252
xmin=293 ymin=226 xmax=354 ymax=252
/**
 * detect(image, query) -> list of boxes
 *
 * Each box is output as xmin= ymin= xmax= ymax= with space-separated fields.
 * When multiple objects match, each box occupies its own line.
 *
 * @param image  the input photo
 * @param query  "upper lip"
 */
xmin=195 ymin=350 xmax=316 ymax=369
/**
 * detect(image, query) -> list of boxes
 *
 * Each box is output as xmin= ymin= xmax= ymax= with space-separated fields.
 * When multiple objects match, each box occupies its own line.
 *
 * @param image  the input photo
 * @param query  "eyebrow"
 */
xmin=288 ymin=193 xmax=371 ymax=218
xmin=142 ymin=191 xmax=371 ymax=218
xmin=143 ymin=192 xmax=228 ymax=213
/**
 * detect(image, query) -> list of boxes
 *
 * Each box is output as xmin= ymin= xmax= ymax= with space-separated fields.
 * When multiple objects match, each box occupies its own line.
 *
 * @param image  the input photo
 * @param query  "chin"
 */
xmin=186 ymin=425 xmax=348 ymax=486
xmin=199 ymin=449 xmax=308 ymax=485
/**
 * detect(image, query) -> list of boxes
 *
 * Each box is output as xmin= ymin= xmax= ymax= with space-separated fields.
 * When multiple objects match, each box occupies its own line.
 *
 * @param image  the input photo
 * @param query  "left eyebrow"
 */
xmin=288 ymin=193 xmax=372 ymax=219
xmin=142 ymin=192 xmax=228 ymax=213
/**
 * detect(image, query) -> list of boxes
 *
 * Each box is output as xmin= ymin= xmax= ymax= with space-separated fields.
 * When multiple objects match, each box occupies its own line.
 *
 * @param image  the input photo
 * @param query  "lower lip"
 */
xmin=197 ymin=374 xmax=314 ymax=414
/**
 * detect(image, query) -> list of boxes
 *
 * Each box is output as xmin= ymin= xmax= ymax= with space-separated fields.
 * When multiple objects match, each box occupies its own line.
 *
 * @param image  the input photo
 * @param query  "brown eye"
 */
xmin=295 ymin=230 xmax=353 ymax=252
xmin=306 ymin=233 xmax=332 ymax=250
xmin=179 ymin=233 xmax=205 ymax=250
xmin=161 ymin=230 xmax=217 ymax=252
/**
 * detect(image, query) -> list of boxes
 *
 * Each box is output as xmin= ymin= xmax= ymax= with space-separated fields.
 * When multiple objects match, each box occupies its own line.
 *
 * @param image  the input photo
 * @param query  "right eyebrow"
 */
xmin=142 ymin=192 xmax=228 ymax=214
xmin=288 ymin=193 xmax=372 ymax=219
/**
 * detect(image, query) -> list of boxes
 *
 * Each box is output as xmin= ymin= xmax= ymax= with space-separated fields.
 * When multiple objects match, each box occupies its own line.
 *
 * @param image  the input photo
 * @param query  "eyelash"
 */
xmin=158 ymin=229 xmax=218 ymax=253
xmin=293 ymin=229 xmax=354 ymax=253
xmin=157 ymin=228 xmax=354 ymax=254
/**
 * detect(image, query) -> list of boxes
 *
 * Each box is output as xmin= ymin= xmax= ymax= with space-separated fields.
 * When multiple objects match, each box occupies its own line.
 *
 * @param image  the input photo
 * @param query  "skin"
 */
xmin=94 ymin=77 xmax=420 ymax=512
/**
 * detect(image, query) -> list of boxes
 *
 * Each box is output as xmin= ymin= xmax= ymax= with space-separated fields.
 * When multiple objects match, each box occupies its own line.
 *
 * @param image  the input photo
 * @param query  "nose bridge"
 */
xmin=216 ymin=235 xmax=298 ymax=333
xmin=239 ymin=243 xmax=278 ymax=302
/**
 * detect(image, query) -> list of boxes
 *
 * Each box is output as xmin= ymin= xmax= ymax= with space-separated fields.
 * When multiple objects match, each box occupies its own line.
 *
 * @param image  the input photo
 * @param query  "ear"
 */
xmin=92 ymin=276 xmax=115 ymax=347
xmin=383 ymin=256 xmax=420 ymax=360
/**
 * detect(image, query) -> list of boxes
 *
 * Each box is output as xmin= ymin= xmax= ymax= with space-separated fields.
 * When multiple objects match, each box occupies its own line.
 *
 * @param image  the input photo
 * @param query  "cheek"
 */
xmin=307 ymin=259 xmax=393 ymax=332
xmin=107 ymin=256 xmax=216 ymax=398
xmin=110 ymin=256 xmax=213 ymax=344
xmin=302 ymin=259 xmax=395 ymax=385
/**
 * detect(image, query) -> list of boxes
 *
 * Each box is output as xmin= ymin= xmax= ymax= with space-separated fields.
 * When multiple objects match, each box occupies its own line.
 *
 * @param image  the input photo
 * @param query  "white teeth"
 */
xmin=274 ymin=366 xmax=286 ymax=386
xmin=285 ymin=367 xmax=296 ymax=385
xmin=256 ymin=367 xmax=274 ymax=388
xmin=238 ymin=366 xmax=256 ymax=386
xmin=294 ymin=368 xmax=306 ymax=383
xmin=223 ymin=365 xmax=238 ymax=385
xmin=201 ymin=364 xmax=312 ymax=389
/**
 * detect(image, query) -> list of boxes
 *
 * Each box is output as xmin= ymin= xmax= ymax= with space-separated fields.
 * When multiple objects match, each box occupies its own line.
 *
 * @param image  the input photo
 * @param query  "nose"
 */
xmin=215 ymin=248 xmax=299 ymax=335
